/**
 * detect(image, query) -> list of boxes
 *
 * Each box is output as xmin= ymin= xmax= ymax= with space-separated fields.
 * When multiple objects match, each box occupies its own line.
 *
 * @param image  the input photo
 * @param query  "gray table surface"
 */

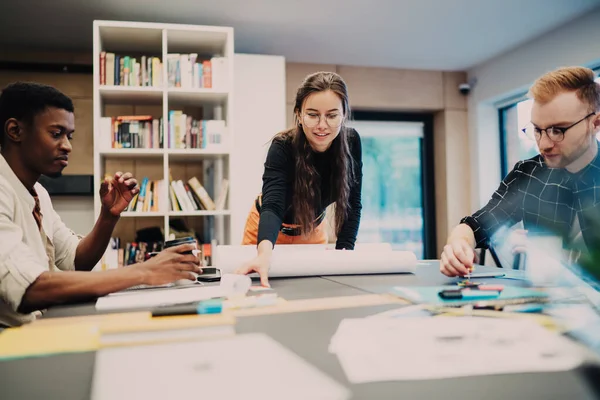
xmin=323 ymin=260 xmax=530 ymax=293
xmin=1 ymin=265 xmax=599 ymax=400
xmin=41 ymin=275 xmax=366 ymax=319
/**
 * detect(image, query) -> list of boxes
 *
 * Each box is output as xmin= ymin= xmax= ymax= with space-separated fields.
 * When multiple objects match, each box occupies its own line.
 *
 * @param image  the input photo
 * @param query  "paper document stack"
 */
xmin=95 ymin=274 xmax=252 ymax=311
xmin=329 ymin=317 xmax=584 ymax=383
xmin=95 ymin=285 xmax=226 ymax=311
xmin=92 ymin=333 xmax=350 ymax=400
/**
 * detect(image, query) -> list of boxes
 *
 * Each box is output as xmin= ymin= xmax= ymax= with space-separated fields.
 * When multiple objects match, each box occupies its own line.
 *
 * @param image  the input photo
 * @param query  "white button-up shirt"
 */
xmin=0 ymin=154 xmax=80 ymax=326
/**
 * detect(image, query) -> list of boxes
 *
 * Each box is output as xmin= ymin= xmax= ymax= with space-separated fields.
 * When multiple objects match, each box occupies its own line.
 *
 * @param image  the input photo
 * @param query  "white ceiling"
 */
xmin=1 ymin=0 xmax=599 ymax=70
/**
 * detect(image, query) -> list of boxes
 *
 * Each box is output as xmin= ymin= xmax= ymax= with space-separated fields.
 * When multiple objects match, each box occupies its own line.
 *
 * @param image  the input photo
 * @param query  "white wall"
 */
xmin=231 ymin=54 xmax=286 ymax=243
xmin=52 ymin=197 xmax=95 ymax=235
xmin=467 ymin=7 xmax=600 ymax=210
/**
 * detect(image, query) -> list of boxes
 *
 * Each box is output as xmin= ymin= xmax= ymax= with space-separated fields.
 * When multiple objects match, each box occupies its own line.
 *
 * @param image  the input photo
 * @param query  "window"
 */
xmin=499 ymin=72 xmax=600 ymax=177
xmin=500 ymin=99 xmax=537 ymax=175
xmin=346 ymin=112 xmax=436 ymax=259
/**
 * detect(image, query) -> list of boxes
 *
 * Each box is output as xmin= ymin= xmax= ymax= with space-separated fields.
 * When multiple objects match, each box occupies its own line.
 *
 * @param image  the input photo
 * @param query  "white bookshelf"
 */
xmin=93 ymin=20 xmax=234 ymax=246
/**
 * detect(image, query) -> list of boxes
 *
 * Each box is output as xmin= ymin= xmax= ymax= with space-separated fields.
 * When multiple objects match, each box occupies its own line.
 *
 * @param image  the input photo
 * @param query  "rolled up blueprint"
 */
xmin=214 ymin=244 xmax=417 ymax=277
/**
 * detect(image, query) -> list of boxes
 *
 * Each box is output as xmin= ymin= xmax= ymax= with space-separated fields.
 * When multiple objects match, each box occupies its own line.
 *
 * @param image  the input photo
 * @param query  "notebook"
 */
xmin=0 ymin=323 xmax=99 ymax=360
xmin=11 ymin=311 xmax=236 ymax=351
xmin=391 ymin=286 xmax=549 ymax=307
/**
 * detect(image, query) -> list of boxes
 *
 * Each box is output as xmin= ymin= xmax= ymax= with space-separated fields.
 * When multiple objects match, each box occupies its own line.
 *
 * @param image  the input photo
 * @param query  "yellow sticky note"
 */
xmin=0 ymin=323 xmax=99 ymax=360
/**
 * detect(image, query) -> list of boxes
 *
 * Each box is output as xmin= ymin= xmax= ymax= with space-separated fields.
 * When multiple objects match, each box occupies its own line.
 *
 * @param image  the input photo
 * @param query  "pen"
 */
xmin=151 ymin=299 xmax=223 ymax=317
xmin=469 ymin=272 xmax=506 ymax=279
xmin=438 ymin=289 xmax=501 ymax=300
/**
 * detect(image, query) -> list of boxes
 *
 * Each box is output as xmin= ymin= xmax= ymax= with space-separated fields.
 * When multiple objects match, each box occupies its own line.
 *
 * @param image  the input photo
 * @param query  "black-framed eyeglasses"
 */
xmin=521 ymin=112 xmax=596 ymax=142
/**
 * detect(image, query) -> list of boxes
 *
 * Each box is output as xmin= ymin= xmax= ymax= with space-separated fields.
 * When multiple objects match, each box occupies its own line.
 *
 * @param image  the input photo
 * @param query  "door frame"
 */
xmin=351 ymin=110 xmax=437 ymax=259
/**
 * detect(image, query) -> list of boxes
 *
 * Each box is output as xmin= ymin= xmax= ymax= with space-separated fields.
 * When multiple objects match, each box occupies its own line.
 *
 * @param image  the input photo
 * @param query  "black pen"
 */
xmin=151 ymin=299 xmax=223 ymax=317
xmin=439 ymin=289 xmax=501 ymax=300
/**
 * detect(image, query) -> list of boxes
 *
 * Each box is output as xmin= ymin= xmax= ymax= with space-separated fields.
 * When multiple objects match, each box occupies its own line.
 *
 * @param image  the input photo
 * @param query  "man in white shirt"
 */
xmin=0 ymin=82 xmax=201 ymax=327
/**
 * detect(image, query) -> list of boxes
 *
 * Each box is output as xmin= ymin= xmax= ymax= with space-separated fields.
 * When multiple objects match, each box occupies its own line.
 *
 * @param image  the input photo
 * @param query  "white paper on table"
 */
xmin=91 ymin=333 xmax=350 ymax=400
xmin=329 ymin=317 xmax=584 ymax=383
xmin=214 ymin=244 xmax=416 ymax=277
xmin=545 ymin=303 xmax=600 ymax=331
xmin=95 ymin=285 xmax=226 ymax=311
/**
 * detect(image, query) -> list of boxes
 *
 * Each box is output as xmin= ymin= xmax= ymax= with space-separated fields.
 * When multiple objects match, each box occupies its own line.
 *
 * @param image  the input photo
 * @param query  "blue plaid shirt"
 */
xmin=462 ymin=141 xmax=600 ymax=252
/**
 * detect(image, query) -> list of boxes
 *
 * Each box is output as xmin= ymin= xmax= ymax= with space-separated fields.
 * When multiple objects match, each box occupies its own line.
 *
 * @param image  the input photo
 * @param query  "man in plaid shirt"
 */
xmin=441 ymin=66 xmax=600 ymax=277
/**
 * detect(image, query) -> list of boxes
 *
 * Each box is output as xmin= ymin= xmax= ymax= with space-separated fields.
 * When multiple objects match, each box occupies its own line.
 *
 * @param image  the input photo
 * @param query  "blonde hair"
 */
xmin=528 ymin=66 xmax=600 ymax=112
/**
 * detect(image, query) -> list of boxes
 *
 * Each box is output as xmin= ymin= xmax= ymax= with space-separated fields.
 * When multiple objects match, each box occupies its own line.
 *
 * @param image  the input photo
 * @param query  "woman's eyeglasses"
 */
xmin=302 ymin=112 xmax=343 ymax=128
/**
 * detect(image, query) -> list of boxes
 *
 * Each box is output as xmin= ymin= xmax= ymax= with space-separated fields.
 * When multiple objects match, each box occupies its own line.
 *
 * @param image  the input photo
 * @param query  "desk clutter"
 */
xmin=0 ymin=270 xmax=406 ymax=361
xmin=1 ymin=248 xmax=600 ymax=399
xmin=391 ymin=284 xmax=550 ymax=307
xmin=324 ymin=273 xmax=600 ymax=384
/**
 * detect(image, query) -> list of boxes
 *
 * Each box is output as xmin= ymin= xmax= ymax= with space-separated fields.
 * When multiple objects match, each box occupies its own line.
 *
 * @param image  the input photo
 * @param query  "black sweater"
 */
xmin=257 ymin=127 xmax=363 ymax=249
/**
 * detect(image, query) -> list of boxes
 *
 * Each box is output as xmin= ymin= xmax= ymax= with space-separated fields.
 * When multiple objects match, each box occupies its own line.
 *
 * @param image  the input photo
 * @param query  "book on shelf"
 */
xmin=167 ymin=110 xmax=227 ymax=150
xmin=122 ymin=177 xmax=165 ymax=213
xmin=100 ymin=237 xmax=215 ymax=269
xmin=143 ymin=178 xmax=162 ymax=212
xmin=166 ymin=172 xmax=229 ymax=212
xmin=214 ymin=179 xmax=229 ymax=210
xmin=170 ymin=179 xmax=197 ymax=212
xmin=168 ymin=176 xmax=212 ymax=212
xmin=186 ymin=176 xmax=216 ymax=211
xmin=100 ymin=238 xmax=162 ymax=269
xmin=99 ymin=52 xmax=162 ymax=87
xmin=166 ymin=55 xmax=229 ymax=91
xmin=98 ymin=115 xmax=163 ymax=150
xmin=97 ymin=174 xmax=225 ymax=216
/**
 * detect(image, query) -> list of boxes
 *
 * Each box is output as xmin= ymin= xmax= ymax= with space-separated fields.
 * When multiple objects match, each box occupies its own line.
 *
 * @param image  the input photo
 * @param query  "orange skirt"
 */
xmin=241 ymin=197 xmax=327 ymax=245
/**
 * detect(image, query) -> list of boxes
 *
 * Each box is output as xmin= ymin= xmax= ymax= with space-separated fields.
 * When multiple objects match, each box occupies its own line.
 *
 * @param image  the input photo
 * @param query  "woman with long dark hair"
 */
xmin=236 ymin=71 xmax=363 ymax=286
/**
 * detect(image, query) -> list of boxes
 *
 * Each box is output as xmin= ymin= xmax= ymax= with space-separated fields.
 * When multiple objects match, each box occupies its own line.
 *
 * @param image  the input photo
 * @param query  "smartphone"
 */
xmin=197 ymin=267 xmax=221 ymax=282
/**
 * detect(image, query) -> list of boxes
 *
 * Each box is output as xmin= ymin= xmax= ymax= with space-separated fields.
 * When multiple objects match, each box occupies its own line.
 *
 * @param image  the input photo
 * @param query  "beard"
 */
xmin=563 ymin=138 xmax=593 ymax=167
xmin=543 ymin=131 xmax=595 ymax=169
